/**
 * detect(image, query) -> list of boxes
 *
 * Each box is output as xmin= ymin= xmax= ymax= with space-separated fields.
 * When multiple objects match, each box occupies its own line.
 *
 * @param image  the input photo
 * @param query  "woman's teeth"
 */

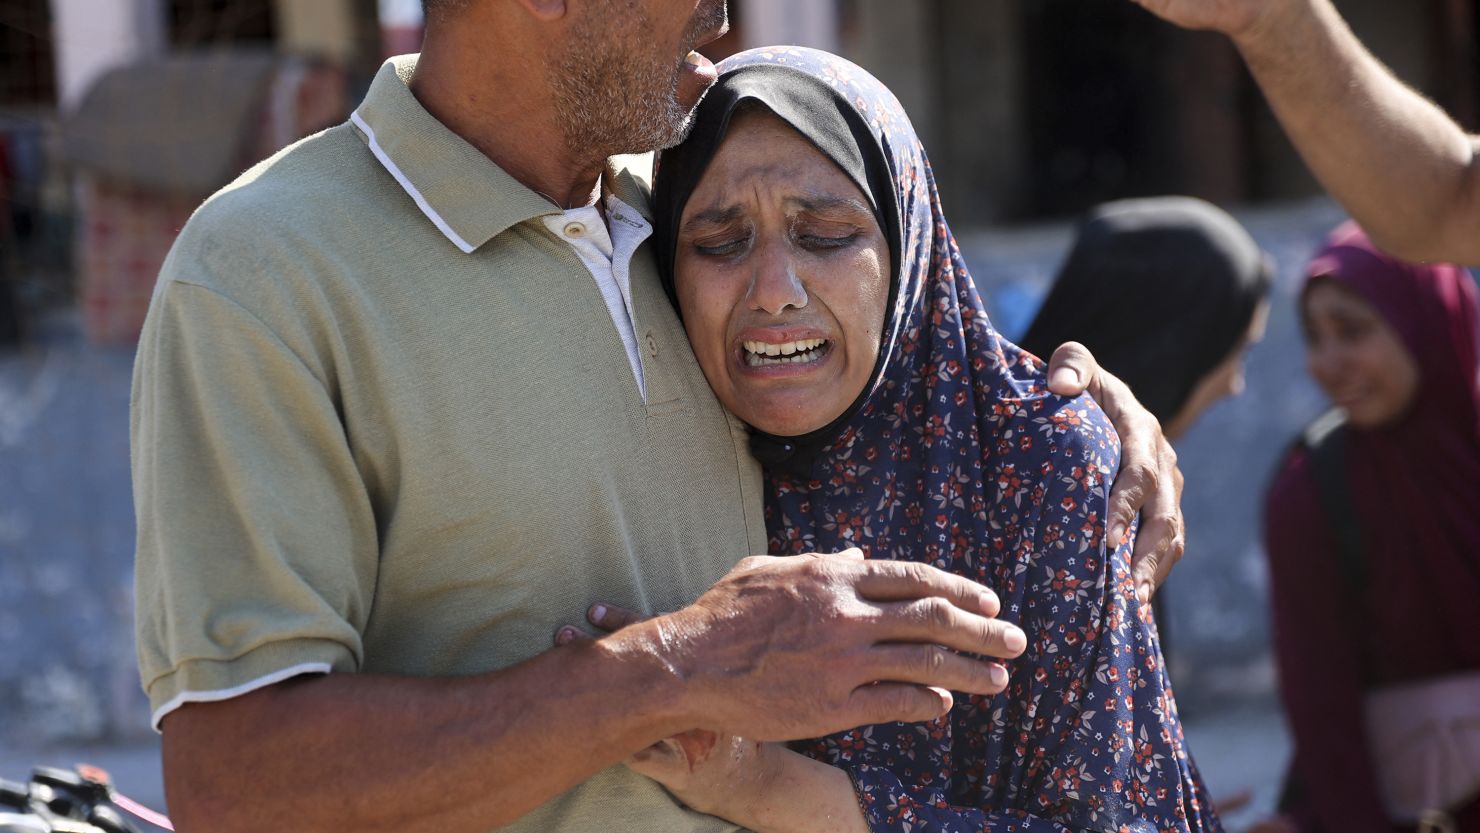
xmin=742 ymin=338 xmax=828 ymax=367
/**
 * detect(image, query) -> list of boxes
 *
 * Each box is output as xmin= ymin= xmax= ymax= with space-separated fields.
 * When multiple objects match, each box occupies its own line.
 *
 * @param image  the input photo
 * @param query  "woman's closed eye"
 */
xmin=688 ymin=226 xmax=861 ymax=258
xmin=797 ymin=230 xmax=861 ymax=251
xmin=693 ymin=235 xmax=751 ymax=257
xmin=790 ymin=216 xmax=865 ymax=252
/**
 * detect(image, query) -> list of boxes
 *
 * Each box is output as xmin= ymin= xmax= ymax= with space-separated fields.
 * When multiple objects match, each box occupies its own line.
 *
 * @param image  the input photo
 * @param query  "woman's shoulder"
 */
xmin=985 ymin=337 xmax=1121 ymax=467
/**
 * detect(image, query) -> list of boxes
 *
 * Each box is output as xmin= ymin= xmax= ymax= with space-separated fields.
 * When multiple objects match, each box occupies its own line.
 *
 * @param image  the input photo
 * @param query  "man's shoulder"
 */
xmin=161 ymin=122 xmax=389 ymax=296
xmin=191 ymin=122 xmax=375 ymax=238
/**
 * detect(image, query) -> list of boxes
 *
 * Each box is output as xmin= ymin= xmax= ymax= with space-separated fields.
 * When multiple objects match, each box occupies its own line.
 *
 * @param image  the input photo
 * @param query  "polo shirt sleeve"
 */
xmin=132 ymin=278 xmax=379 ymax=730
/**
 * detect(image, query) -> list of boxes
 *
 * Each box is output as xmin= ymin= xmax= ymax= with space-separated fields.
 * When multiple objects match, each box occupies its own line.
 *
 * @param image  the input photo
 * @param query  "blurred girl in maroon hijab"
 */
xmin=1264 ymin=222 xmax=1480 ymax=832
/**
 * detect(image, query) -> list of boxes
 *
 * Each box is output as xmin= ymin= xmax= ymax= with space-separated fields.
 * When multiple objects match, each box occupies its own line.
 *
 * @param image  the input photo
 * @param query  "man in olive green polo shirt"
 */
xmin=133 ymin=2 xmax=1185 ymax=831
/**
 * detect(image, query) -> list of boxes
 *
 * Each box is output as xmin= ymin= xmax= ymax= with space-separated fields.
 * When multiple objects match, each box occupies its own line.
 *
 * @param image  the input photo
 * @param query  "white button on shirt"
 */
xmin=542 ymin=196 xmax=653 ymax=399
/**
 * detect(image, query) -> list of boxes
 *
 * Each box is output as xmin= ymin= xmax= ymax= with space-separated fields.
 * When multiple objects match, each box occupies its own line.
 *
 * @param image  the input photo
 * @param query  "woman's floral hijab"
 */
xmin=656 ymin=48 xmax=1220 ymax=832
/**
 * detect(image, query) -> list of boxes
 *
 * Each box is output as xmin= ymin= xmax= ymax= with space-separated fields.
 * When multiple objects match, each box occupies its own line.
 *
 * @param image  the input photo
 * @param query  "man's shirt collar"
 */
xmin=352 ymin=55 xmax=656 ymax=254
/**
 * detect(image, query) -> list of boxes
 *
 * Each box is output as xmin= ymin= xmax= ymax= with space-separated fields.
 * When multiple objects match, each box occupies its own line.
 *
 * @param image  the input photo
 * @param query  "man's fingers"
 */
xmin=1130 ymin=543 xmax=1162 ymax=607
xmin=1130 ymin=497 xmax=1186 ymax=605
xmin=845 ymin=683 xmax=953 ymax=727
xmin=553 ymin=626 xmax=594 ymax=647
xmin=871 ymin=645 xmax=1013 ymax=696
xmin=877 ymin=597 xmax=1026 ymax=660
xmin=1129 ymin=435 xmax=1185 ymax=603
xmin=853 ymin=560 xmax=1000 ymax=617
xmin=556 ymin=602 xmax=652 ymax=645
xmin=588 ymin=603 xmax=649 ymax=633
xmin=1106 ymin=458 xmax=1154 ymax=545
xmin=1045 ymin=341 xmax=1098 ymax=396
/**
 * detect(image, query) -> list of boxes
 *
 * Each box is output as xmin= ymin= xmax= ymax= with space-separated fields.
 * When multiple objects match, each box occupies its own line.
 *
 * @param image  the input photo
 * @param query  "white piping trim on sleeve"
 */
xmin=150 ymin=661 xmax=333 ymax=732
xmin=350 ymin=110 xmax=477 ymax=254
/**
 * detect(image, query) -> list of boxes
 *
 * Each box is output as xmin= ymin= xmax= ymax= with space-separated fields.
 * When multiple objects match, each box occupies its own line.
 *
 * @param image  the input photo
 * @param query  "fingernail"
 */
xmin=1137 ymin=581 xmax=1153 ymax=606
xmin=979 ymin=589 xmax=1000 ymax=616
xmin=1050 ymin=366 xmax=1081 ymax=389
xmin=1109 ymin=523 xmax=1126 ymax=544
xmin=591 ymin=604 xmax=607 ymax=623
xmin=1005 ymin=626 xmax=1026 ymax=655
xmin=988 ymin=664 xmax=1009 ymax=688
xmin=556 ymin=627 xmax=576 ymax=646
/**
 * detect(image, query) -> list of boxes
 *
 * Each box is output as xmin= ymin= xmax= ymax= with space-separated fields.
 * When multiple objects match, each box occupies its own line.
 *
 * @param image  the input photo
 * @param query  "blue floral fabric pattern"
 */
xmin=715 ymin=48 xmax=1222 ymax=833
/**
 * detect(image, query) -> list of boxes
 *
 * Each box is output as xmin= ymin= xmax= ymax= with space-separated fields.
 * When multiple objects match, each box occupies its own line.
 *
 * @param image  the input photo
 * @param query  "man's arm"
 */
xmin=162 ymin=638 xmax=677 ymax=833
xmin=1134 ymin=0 xmax=1480 ymax=264
xmin=163 ymin=551 xmax=1027 ymax=833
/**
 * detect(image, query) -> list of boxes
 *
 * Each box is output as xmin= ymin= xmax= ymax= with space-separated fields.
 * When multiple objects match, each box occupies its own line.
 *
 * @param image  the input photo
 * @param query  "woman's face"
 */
xmin=1302 ymin=279 xmax=1420 ymax=428
xmin=673 ymin=109 xmax=891 ymax=437
xmin=1163 ymin=299 xmax=1270 ymax=441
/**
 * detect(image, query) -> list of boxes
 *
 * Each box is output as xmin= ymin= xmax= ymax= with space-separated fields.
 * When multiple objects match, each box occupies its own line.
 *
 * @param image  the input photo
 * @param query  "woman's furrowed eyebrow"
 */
xmin=785 ymin=194 xmax=873 ymax=217
xmin=682 ymin=204 xmax=747 ymax=233
xmin=681 ymin=194 xmax=872 ymax=234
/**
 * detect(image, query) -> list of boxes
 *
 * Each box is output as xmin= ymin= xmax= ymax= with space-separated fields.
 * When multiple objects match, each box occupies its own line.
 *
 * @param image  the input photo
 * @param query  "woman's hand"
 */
xmin=553 ymin=605 xmax=784 ymax=820
xmin=626 ymin=730 xmax=784 ymax=818
xmin=1047 ymin=341 xmax=1186 ymax=605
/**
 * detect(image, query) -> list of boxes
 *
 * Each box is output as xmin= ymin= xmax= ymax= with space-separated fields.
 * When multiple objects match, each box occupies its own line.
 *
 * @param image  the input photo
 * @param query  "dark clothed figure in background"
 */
xmin=1021 ymin=197 xmax=1271 ymax=441
xmin=1264 ymin=223 xmax=1480 ymax=832
xmin=1020 ymin=197 xmax=1272 ymax=657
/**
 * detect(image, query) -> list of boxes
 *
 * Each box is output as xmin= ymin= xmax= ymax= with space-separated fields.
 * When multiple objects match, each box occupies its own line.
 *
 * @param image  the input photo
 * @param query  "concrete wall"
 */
xmin=274 ymin=0 xmax=386 ymax=78
xmin=929 ymin=0 xmax=1025 ymax=223
xmin=841 ymin=0 xmax=938 ymax=149
xmin=49 ymin=0 xmax=165 ymax=110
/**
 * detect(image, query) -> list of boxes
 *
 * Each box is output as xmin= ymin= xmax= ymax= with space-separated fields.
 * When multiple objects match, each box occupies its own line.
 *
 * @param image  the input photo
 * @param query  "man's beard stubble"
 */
xmin=548 ymin=0 xmax=725 ymax=158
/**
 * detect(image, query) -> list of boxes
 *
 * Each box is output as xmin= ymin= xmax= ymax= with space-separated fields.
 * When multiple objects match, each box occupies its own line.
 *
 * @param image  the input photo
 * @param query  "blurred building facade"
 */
xmin=0 ymin=0 xmax=381 ymax=346
xmin=0 ymin=0 xmax=382 ymax=741
xmin=725 ymin=0 xmax=1480 ymax=225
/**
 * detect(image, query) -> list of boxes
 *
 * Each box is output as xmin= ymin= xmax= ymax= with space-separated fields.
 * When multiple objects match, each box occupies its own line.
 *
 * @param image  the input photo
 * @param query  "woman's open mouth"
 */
xmin=742 ymin=338 xmax=830 ymax=367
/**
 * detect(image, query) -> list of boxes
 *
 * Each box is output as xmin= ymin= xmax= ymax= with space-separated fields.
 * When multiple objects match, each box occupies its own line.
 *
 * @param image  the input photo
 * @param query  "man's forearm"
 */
xmin=1233 ymin=0 xmax=1480 ymax=263
xmin=162 ymin=627 xmax=684 ymax=833
xmin=164 ymin=551 xmax=1026 ymax=832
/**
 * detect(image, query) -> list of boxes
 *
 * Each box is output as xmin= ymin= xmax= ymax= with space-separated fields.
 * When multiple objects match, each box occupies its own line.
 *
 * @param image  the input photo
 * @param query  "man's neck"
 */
xmin=409 ymin=33 xmax=605 ymax=209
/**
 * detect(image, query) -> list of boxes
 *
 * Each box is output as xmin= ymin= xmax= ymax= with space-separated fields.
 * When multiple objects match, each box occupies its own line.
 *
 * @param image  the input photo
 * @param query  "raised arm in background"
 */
xmin=1134 ymin=0 xmax=1480 ymax=265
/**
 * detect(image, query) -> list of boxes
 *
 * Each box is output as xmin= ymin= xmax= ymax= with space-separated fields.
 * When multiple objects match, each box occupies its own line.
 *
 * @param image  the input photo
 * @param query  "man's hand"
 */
xmin=574 ymin=550 xmax=1024 ymax=743
xmin=1128 ymin=0 xmax=1292 ymax=38
xmin=1047 ymin=342 xmax=1186 ymax=605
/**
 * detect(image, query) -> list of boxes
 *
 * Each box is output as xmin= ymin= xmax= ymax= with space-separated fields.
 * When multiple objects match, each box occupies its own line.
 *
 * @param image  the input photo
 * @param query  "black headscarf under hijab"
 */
xmin=653 ymin=63 xmax=903 ymax=476
xmin=1019 ymin=196 xmax=1271 ymax=425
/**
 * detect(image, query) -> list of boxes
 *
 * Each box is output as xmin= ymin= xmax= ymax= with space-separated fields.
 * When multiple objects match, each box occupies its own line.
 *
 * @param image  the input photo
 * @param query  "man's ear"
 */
xmin=511 ymin=0 xmax=567 ymax=21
